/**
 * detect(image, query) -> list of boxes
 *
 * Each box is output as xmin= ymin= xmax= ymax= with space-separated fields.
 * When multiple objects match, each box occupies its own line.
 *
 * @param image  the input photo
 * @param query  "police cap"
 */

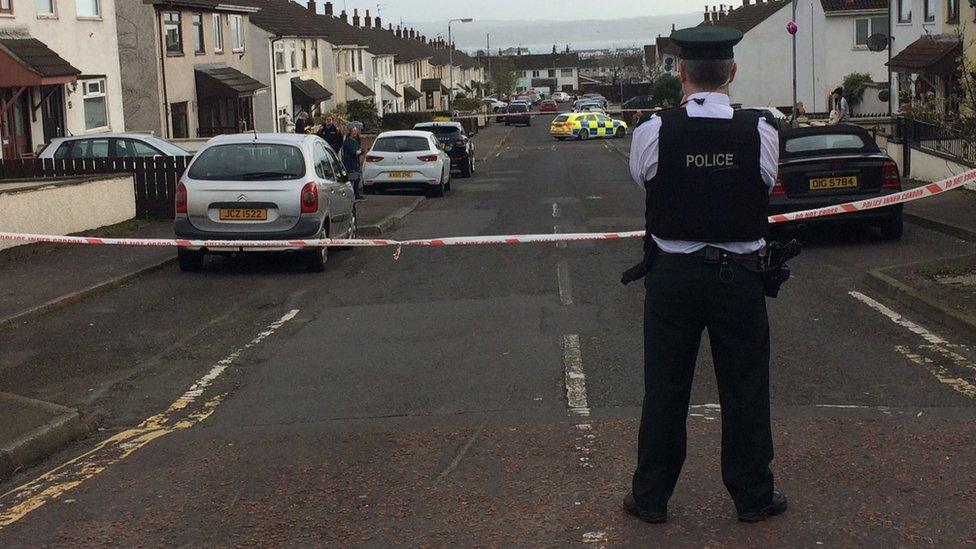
xmin=670 ymin=26 xmax=743 ymax=60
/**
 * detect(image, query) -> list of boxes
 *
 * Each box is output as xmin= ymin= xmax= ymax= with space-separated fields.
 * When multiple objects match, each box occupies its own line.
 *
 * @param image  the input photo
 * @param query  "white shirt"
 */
xmin=629 ymin=92 xmax=780 ymax=254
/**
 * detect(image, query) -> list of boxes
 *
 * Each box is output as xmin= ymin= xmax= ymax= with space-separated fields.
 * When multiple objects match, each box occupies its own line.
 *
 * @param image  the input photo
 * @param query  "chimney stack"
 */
xmin=375 ymin=16 xmax=381 ymax=29
xmin=352 ymin=8 xmax=360 ymax=27
xmin=409 ymin=28 xmax=415 ymax=39
xmin=396 ymin=25 xmax=402 ymax=38
xmin=364 ymin=9 xmax=372 ymax=28
xmin=552 ymin=44 xmax=557 ymax=54
xmin=324 ymin=1 xmax=333 ymax=16
xmin=339 ymin=9 xmax=347 ymax=23
xmin=306 ymin=1 xmax=316 ymax=14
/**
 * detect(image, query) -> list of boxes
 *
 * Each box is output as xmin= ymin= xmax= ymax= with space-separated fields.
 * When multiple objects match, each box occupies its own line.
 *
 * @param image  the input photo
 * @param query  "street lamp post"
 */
xmin=790 ymin=2 xmax=798 ymax=128
xmin=448 ymin=17 xmax=473 ymax=112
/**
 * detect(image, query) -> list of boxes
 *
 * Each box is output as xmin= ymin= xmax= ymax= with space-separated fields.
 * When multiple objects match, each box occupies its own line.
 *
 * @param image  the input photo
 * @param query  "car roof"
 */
xmin=206 ymin=133 xmax=315 ymax=146
xmin=50 ymin=133 xmax=169 ymax=142
xmin=377 ymin=130 xmax=436 ymax=138
xmin=415 ymin=122 xmax=463 ymax=130
xmin=780 ymin=124 xmax=872 ymax=138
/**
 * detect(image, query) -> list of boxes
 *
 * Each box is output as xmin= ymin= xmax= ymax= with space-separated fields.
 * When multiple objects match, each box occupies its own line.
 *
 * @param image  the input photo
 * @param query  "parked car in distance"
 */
xmin=622 ymin=95 xmax=654 ymax=111
xmin=363 ymin=130 xmax=452 ymax=198
xmin=575 ymin=102 xmax=606 ymax=114
xmin=414 ymin=122 xmax=476 ymax=178
xmin=539 ymin=100 xmax=559 ymax=113
xmin=550 ymin=113 xmax=627 ymax=140
xmin=39 ymin=133 xmax=191 ymax=159
xmin=504 ymin=103 xmax=532 ymax=126
xmin=482 ymin=98 xmax=508 ymax=112
xmin=174 ymin=134 xmax=356 ymax=273
xmin=773 ymin=125 xmax=903 ymax=240
xmin=581 ymin=94 xmax=608 ymax=109
xmin=551 ymin=91 xmax=571 ymax=102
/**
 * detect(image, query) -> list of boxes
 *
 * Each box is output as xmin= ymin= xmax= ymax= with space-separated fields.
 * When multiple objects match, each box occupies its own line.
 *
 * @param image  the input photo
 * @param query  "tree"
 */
xmin=344 ymin=100 xmax=378 ymax=131
xmin=842 ymin=72 xmax=874 ymax=109
xmin=652 ymin=74 xmax=682 ymax=108
xmin=490 ymin=58 xmax=517 ymax=98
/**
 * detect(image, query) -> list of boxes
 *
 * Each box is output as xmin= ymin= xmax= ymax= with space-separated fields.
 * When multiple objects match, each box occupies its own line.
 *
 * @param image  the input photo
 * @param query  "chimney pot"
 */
xmin=324 ymin=1 xmax=333 ymax=16
xmin=375 ymin=16 xmax=381 ymax=29
xmin=364 ymin=9 xmax=371 ymax=28
xmin=352 ymin=8 xmax=360 ymax=27
xmin=396 ymin=25 xmax=402 ymax=38
xmin=340 ymin=9 xmax=347 ymax=23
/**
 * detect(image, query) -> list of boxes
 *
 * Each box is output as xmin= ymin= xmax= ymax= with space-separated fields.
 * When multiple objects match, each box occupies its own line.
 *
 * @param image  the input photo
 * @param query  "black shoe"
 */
xmin=623 ymin=493 xmax=668 ymax=524
xmin=737 ymin=491 xmax=788 ymax=523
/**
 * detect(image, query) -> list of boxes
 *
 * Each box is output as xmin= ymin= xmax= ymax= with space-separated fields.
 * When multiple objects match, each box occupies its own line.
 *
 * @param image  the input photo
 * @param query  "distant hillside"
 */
xmin=408 ymin=12 xmax=702 ymax=53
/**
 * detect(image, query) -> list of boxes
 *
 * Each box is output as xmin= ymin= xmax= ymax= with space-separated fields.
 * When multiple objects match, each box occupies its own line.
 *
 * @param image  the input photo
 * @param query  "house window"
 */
xmin=532 ymin=70 xmax=540 ymax=77
xmin=356 ymin=49 xmax=362 ymax=72
xmin=311 ymin=42 xmax=318 ymax=68
xmin=213 ymin=14 xmax=223 ymax=52
xmin=274 ymin=41 xmax=286 ymax=72
xmin=854 ymin=16 xmax=888 ymax=47
xmin=0 ymin=0 xmax=12 ymax=14
xmin=192 ymin=13 xmax=204 ymax=53
xmin=923 ymin=0 xmax=935 ymax=22
xmin=561 ymin=68 xmax=573 ymax=77
xmin=548 ymin=69 xmax=556 ymax=77
xmin=36 ymin=0 xmax=55 ymax=16
xmin=75 ymin=0 xmax=98 ymax=17
xmin=301 ymin=40 xmax=307 ymax=70
xmin=171 ymin=102 xmax=188 ymax=139
xmin=289 ymin=41 xmax=297 ymax=71
xmin=897 ymin=0 xmax=911 ymax=23
xmin=163 ymin=12 xmax=182 ymax=55
xmin=947 ymin=0 xmax=959 ymax=22
xmin=230 ymin=14 xmax=244 ymax=51
xmin=82 ymin=79 xmax=108 ymax=130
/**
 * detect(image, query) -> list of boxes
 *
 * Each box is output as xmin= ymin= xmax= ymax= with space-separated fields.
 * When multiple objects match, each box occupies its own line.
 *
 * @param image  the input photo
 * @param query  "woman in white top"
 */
xmin=830 ymin=87 xmax=850 ymax=124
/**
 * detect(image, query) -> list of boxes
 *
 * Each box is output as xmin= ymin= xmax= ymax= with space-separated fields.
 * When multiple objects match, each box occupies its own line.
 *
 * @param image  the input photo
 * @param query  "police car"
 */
xmin=549 ymin=113 xmax=628 ymax=140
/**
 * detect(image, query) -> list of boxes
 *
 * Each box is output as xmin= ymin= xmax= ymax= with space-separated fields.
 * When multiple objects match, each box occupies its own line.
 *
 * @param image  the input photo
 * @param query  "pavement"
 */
xmin=1 ymin=116 xmax=976 ymax=545
xmin=903 ymin=179 xmax=976 ymax=243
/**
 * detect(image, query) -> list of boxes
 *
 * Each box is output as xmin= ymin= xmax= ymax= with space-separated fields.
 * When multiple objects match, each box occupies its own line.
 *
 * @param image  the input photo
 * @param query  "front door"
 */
xmin=40 ymin=85 xmax=65 ymax=144
xmin=238 ymin=96 xmax=253 ymax=132
xmin=0 ymin=88 xmax=32 ymax=159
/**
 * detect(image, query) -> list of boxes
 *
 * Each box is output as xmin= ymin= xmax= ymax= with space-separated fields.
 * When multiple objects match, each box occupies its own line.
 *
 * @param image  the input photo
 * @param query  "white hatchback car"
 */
xmin=175 ymin=133 xmax=356 ymax=272
xmin=362 ymin=131 xmax=452 ymax=197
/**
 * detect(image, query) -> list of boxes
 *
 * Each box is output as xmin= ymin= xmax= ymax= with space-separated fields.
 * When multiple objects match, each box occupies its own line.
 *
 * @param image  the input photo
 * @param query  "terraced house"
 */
xmin=0 ymin=0 xmax=125 ymax=159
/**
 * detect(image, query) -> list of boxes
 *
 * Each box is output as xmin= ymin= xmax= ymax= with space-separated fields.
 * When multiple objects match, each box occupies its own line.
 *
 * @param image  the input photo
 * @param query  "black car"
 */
xmin=622 ymin=95 xmax=654 ymax=110
xmin=414 ymin=122 xmax=476 ymax=177
xmin=505 ymin=103 xmax=532 ymax=127
xmin=773 ymin=124 xmax=903 ymax=239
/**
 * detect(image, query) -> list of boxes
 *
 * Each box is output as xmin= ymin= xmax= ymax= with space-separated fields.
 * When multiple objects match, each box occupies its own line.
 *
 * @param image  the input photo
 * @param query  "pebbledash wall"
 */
xmin=0 ymin=175 xmax=136 ymax=251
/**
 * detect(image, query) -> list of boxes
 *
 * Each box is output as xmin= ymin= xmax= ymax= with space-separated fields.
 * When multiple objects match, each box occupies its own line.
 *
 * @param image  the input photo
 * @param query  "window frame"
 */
xmin=310 ymin=41 xmax=319 ymax=68
xmin=75 ymin=0 xmax=100 ymax=18
xmin=192 ymin=12 xmax=205 ymax=54
xmin=170 ymin=102 xmax=189 ymax=139
xmin=0 ymin=0 xmax=13 ymax=15
xmin=853 ymin=16 xmax=888 ymax=48
xmin=274 ymin=41 xmax=286 ymax=73
xmin=947 ymin=0 xmax=959 ymax=23
xmin=163 ymin=11 xmax=183 ymax=55
xmin=36 ymin=0 xmax=57 ymax=17
xmin=301 ymin=40 xmax=308 ymax=70
xmin=924 ymin=0 xmax=935 ymax=22
xmin=230 ymin=14 xmax=244 ymax=52
xmin=897 ymin=0 xmax=911 ymax=23
xmin=81 ymin=78 xmax=109 ymax=131
xmin=212 ymin=13 xmax=224 ymax=53
xmin=289 ymin=41 xmax=298 ymax=72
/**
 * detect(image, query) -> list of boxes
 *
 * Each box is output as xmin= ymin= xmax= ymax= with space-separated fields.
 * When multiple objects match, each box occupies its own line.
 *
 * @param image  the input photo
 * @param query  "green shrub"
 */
xmin=381 ymin=112 xmax=434 ymax=130
xmin=345 ymin=100 xmax=379 ymax=131
xmin=652 ymin=74 xmax=682 ymax=108
xmin=842 ymin=73 xmax=874 ymax=108
xmin=454 ymin=97 xmax=483 ymax=111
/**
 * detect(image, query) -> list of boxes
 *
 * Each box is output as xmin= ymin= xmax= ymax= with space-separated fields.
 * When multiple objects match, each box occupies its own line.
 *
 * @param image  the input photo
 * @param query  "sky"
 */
xmin=322 ymin=0 xmax=698 ymax=24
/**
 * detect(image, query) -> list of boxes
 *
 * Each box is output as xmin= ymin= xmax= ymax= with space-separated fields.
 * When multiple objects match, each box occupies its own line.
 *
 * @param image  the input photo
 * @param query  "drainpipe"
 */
xmin=270 ymin=35 xmax=283 ymax=132
xmin=157 ymin=10 xmax=171 ymax=138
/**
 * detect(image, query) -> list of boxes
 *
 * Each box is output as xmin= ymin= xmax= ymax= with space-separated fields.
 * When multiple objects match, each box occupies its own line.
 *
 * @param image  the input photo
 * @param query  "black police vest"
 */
xmin=645 ymin=107 xmax=770 ymax=242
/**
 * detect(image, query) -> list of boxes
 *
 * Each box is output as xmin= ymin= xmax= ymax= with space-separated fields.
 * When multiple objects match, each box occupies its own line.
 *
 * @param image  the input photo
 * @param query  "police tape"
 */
xmin=1 ymin=168 xmax=974 ymax=251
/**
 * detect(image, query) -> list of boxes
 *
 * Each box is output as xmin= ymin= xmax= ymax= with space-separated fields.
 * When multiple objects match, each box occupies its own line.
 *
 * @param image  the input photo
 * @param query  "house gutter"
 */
xmin=156 ymin=10 xmax=171 ymax=138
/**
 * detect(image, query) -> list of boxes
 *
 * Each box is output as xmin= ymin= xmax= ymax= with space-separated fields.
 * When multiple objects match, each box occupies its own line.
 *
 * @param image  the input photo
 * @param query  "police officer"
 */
xmin=622 ymin=26 xmax=787 ymax=524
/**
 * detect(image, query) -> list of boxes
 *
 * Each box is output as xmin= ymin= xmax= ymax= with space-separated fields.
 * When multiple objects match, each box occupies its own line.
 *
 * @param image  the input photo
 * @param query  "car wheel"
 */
xmin=879 ymin=215 xmax=904 ymax=241
xmin=305 ymin=225 xmax=329 ymax=272
xmin=460 ymin=156 xmax=472 ymax=178
xmin=578 ymin=129 xmax=589 ymax=141
xmin=177 ymin=248 xmax=204 ymax=272
xmin=615 ymin=127 xmax=626 ymax=138
xmin=428 ymin=181 xmax=445 ymax=198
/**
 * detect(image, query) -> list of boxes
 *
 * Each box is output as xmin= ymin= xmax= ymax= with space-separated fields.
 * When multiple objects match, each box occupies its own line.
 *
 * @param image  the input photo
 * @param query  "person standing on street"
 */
xmin=623 ymin=26 xmax=787 ymax=524
xmin=293 ymin=108 xmax=309 ymax=134
xmin=318 ymin=114 xmax=344 ymax=153
xmin=342 ymin=125 xmax=365 ymax=200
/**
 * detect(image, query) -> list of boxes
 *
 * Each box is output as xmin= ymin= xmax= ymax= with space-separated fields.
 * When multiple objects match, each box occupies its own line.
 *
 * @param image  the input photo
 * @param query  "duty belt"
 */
xmin=659 ymin=246 xmax=761 ymax=269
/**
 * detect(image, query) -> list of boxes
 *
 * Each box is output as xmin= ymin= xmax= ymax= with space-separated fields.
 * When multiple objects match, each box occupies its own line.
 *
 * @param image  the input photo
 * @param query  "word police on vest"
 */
xmin=686 ymin=153 xmax=735 ymax=168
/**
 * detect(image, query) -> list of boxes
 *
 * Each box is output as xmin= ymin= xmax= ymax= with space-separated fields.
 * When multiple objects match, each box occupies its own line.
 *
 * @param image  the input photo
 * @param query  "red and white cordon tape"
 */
xmin=2 ymin=168 xmax=974 ymax=253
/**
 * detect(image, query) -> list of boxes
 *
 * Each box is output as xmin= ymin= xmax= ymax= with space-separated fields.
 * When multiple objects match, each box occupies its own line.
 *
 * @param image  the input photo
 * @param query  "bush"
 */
xmin=842 ymin=73 xmax=874 ymax=108
xmin=454 ymin=97 xmax=483 ymax=111
xmin=652 ymin=74 xmax=682 ymax=108
xmin=381 ymin=112 xmax=434 ymax=130
xmin=345 ymin=100 xmax=379 ymax=131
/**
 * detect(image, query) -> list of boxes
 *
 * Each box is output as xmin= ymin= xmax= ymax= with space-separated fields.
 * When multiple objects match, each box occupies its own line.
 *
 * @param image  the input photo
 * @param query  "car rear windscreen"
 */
xmin=372 ymin=136 xmax=431 ymax=153
xmin=553 ymin=115 xmax=570 ymax=123
xmin=187 ymin=144 xmax=305 ymax=181
xmin=509 ymin=105 xmax=528 ymax=112
xmin=784 ymin=133 xmax=874 ymax=154
xmin=418 ymin=126 xmax=462 ymax=137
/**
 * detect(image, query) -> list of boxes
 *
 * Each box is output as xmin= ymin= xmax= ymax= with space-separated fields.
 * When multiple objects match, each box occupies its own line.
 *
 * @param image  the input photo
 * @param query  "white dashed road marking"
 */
xmin=562 ymin=334 xmax=589 ymax=416
xmin=557 ymin=260 xmax=574 ymax=306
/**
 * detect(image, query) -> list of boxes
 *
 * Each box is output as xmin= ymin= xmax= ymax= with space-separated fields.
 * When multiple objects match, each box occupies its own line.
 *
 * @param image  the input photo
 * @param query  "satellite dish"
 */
xmin=867 ymin=33 xmax=889 ymax=52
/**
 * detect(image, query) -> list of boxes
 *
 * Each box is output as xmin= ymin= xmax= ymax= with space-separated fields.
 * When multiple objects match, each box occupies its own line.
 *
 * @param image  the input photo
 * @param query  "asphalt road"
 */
xmin=2 ymin=116 xmax=976 ymax=546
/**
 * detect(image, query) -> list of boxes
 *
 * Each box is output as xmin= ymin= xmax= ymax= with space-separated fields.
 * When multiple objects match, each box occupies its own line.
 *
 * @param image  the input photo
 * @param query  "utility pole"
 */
xmin=448 ymin=18 xmax=473 ymax=112
xmin=487 ymin=33 xmax=491 ymax=97
xmin=790 ymin=2 xmax=799 ymax=128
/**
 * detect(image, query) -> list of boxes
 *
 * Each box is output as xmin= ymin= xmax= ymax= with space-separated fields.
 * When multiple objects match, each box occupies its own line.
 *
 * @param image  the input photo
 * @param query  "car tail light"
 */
xmin=300 ymin=182 xmax=318 ymax=213
xmin=418 ymin=154 xmax=439 ymax=162
xmin=365 ymin=155 xmax=383 ymax=163
xmin=883 ymin=160 xmax=902 ymax=190
xmin=175 ymin=182 xmax=188 ymax=214
xmin=771 ymin=172 xmax=786 ymax=196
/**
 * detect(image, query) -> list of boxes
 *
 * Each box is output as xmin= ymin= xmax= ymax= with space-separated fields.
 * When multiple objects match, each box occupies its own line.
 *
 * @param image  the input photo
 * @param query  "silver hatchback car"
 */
xmin=174 ymin=133 xmax=356 ymax=272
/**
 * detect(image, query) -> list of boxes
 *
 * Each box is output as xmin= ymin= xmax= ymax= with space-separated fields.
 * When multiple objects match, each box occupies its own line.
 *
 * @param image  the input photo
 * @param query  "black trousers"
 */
xmin=632 ymin=253 xmax=774 ymax=514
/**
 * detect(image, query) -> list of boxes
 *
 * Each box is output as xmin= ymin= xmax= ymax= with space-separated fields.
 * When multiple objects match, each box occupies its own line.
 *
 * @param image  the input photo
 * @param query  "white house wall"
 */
xmin=728 ymin=6 xmax=794 ymax=108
